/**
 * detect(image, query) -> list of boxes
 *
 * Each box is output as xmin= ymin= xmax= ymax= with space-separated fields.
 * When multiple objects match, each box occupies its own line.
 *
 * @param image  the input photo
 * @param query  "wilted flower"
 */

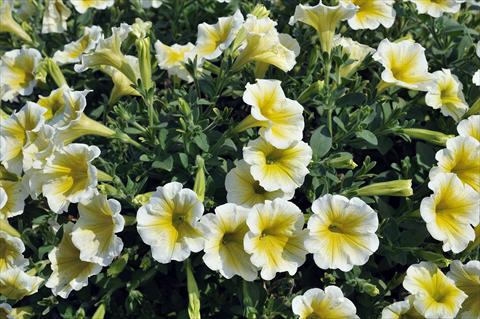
xmin=408 ymin=0 xmax=464 ymax=18
xmin=340 ymin=0 xmax=395 ymax=30
xmin=53 ymin=25 xmax=102 ymax=65
xmin=0 ymin=0 xmax=32 ymax=43
xmin=0 ymin=47 xmax=42 ymax=102
xmin=333 ymin=36 xmax=375 ymax=78
xmin=381 ymin=296 xmax=423 ymax=319
xmin=426 ymin=69 xmax=469 ymax=121
xmin=136 ymin=182 xmax=204 ymax=263
xmin=306 ymin=194 xmax=379 ymax=272
xmin=200 ymin=203 xmax=257 ymax=281
xmin=403 ymin=261 xmax=467 ymax=318
xmin=373 ymin=39 xmax=433 ymax=92
xmin=243 ymin=137 xmax=312 ymax=193
xmin=292 ymin=286 xmax=359 ymax=319
xmin=447 ymin=260 xmax=480 ymax=318
xmin=42 ymin=0 xmax=71 ymax=34
xmin=0 ymin=268 xmax=43 ymax=301
xmin=420 ymin=173 xmax=480 ymax=253
xmin=0 ymin=180 xmax=27 ymax=219
xmin=0 ymin=231 xmax=27 ymax=271
xmin=290 ymin=1 xmax=357 ymax=54
xmin=46 ymin=223 xmax=103 ymax=298
xmin=154 ymin=41 xmax=196 ymax=82
xmin=244 ymin=199 xmax=308 ymax=280
xmin=69 ymin=0 xmax=114 ymax=14
xmin=71 ymin=194 xmax=125 ymax=266
xmin=457 ymin=115 xmax=480 ymax=141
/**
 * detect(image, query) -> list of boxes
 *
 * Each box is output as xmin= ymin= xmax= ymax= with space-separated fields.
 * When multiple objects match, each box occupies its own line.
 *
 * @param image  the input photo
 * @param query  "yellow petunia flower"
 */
xmin=136 ymin=182 xmax=204 ymax=264
xmin=0 ymin=268 xmax=43 ymax=301
xmin=53 ymin=25 xmax=102 ymax=65
xmin=457 ymin=115 xmax=480 ymax=142
xmin=46 ymin=222 xmax=102 ymax=298
xmin=100 ymin=55 xmax=141 ymax=105
xmin=41 ymin=0 xmax=71 ymax=34
xmin=71 ymin=194 xmax=124 ymax=266
xmin=381 ymin=296 xmax=423 ymax=319
xmin=292 ymin=286 xmax=359 ymax=319
xmin=200 ymin=203 xmax=258 ymax=281
xmin=0 ymin=47 xmax=41 ymax=102
xmin=0 ymin=0 xmax=32 ymax=43
xmin=154 ymin=41 xmax=196 ymax=82
xmin=447 ymin=260 xmax=480 ymax=318
xmin=22 ymin=124 xmax=55 ymax=174
xmin=373 ymin=39 xmax=433 ymax=92
xmin=0 ymin=231 xmax=27 ymax=272
xmin=426 ymin=69 xmax=468 ymax=121
xmin=225 ymin=160 xmax=294 ymax=208
xmin=420 ymin=173 xmax=479 ymax=253
xmin=243 ymin=137 xmax=312 ymax=193
xmin=289 ymin=1 xmax=357 ymax=54
xmin=0 ymin=179 xmax=27 ymax=219
xmin=403 ymin=261 xmax=467 ymax=318
xmin=429 ymin=136 xmax=480 ymax=191
xmin=341 ymin=0 xmax=395 ymax=30
xmin=244 ymin=198 xmax=307 ymax=280
xmin=305 ymin=194 xmax=379 ymax=272
xmin=408 ymin=0 xmax=464 ymax=18
xmin=69 ymin=0 xmax=114 ymax=14
xmin=333 ymin=35 xmax=375 ymax=78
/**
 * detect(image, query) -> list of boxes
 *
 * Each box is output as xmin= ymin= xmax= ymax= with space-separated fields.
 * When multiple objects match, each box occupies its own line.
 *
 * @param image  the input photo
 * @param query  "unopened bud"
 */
xmin=353 ymin=180 xmax=413 ymax=197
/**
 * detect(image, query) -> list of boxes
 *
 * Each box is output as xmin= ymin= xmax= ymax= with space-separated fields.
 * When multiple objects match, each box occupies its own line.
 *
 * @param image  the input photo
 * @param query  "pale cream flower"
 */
xmin=0 ymin=180 xmax=27 ymax=219
xmin=292 ymin=286 xmax=359 ymax=319
xmin=0 ymin=268 xmax=43 ymax=301
xmin=243 ymin=137 xmax=312 ymax=193
xmin=131 ymin=18 xmax=151 ymax=39
xmin=154 ymin=41 xmax=196 ymax=82
xmin=408 ymin=0 xmax=464 ymax=18
xmin=306 ymin=194 xmax=379 ymax=272
xmin=22 ymin=124 xmax=55 ymax=173
xmin=70 ymin=194 xmax=124 ymax=266
xmin=420 ymin=173 xmax=480 ymax=253
xmin=373 ymin=39 xmax=433 ymax=91
xmin=381 ymin=296 xmax=423 ymax=319
xmin=53 ymin=25 xmax=102 ymax=65
xmin=69 ymin=0 xmax=114 ymax=14
xmin=426 ymin=69 xmax=468 ymax=121
xmin=429 ymin=136 xmax=480 ymax=191
xmin=136 ymin=182 xmax=204 ymax=263
xmin=403 ymin=261 xmax=467 ymax=318
xmin=333 ymin=35 xmax=375 ymax=78
xmin=0 ymin=303 xmax=13 ymax=319
xmin=244 ymin=199 xmax=307 ymax=280
xmin=100 ymin=55 xmax=141 ymax=105
xmin=41 ymin=0 xmax=71 ymax=34
xmin=0 ymin=47 xmax=41 ymax=102
xmin=141 ymin=0 xmax=162 ymax=8
xmin=457 ymin=115 xmax=480 ymax=142
xmin=0 ymin=231 xmax=27 ymax=271
xmin=447 ymin=260 xmax=480 ymax=318
xmin=225 ymin=160 xmax=294 ymax=208
xmin=200 ymin=203 xmax=257 ymax=281
xmin=0 ymin=0 xmax=32 ymax=43
xmin=341 ymin=0 xmax=395 ymax=30
xmin=46 ymin=222 xmax=102 ymax=298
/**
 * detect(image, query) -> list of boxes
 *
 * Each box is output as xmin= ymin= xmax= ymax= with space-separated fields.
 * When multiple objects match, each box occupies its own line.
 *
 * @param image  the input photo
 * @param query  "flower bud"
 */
xmin=193 ymin=155 xmax=206 ymax=202
xmin=45 ymin=58 xmax=67 ymax=87
xmin=325 ymin=152 xmax=357 ymax=169
xmin=135 ymin=37 xmax=153 ymax=91
xmin=132 ymin=192 xmax=154 ymax=206
xmin=352 ymin=180 xmax=413 ymax=197
xmin=250 ymin=4 xmax=270 ymax=18
xmin=398 ymin=128 xmax=453 ymax=146
xmin=297 ymin=80 xmax=324 ymax=104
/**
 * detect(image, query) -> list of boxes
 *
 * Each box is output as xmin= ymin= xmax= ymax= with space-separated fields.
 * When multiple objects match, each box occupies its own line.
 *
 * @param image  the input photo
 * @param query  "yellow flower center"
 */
xmin=253 ymin=181 xmax=267 ymax=194
xmin=222 ymin=232 xmax=236 ymax=245
xmin=328 ymin=224 xmax=343 ymax=233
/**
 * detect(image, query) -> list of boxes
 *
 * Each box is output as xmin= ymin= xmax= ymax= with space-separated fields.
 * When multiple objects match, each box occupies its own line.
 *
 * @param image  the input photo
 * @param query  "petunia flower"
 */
xmin=426 ymin=69 xmax=469 ymax=121
xmin=381 ymin=296 xmax=423 ymax=319
xmin=429 ymin=136 xmax=480 ymax=192
xmin=225 ymin=160 xmax=294 ymax=208
xmin=22 ymin=124 xmax=56 ymax=174
xmin=305 ymin=194 xmax=379 ymax=272
xmin=0 ymin=231 xmax=28 ymax=271
xmin=340 ymin=0 xmax=395 ymax=30
xmin=53 ymin=25 xmax=102 ymax=65
xmin=200 ymin=203 xmax=257 ymax=281
xmin=154 ymin=41 xmax=196 ymax=82
xmin=46 ymin=223 xmax=102 ymax=298
xmin=457 ymin=115 xmax=480 ymax=142
xmin=71 ymin=194 xmax=124 ymax=266
xmin=0 ymin=179 xmax=27 ymax=219
xmin=0 ymin=268 xmax=43 ymax=301
xmin=0 ymin=0 xmax=32 ymax=43
xmin=333 ymin=35 xmax=375 ymax=78
xmin=292 ymin=286 xmax=359 ymax=319
xmin=420 ymin=173 xmax=480 ymax=253
xmin=41 ymin=0 xmax=71 ymax=34
xmin=100 ymin=55 xmax=141 ymax=105
xmin=447 ymin=260 xmax=480 ymax=318
xmin=243 ymin=137 xmax=312 ymax=193
xmin=0 ymin=303 xmax=13 ymax=319
xmin=373 ymin=39 xmax=433 ymax=92
xmin=136 ymin=182 xmax=204 ymax=264
xmin=408 ymin=0 xmax=464 ymax=18
xmin=141 ymin=0 xmax=162 ymax=8
xmin=0 ymin=47 xmax=42 ymax=102
xmin=403 ymin=261 xmax=467 ymax=318
xmin=289 ymin=1 xmax=357 ymax=54
xmin=69 ymin=0 xmax=114 ymax=14
xmin=244 ymin=199 xmax=308 ymax=280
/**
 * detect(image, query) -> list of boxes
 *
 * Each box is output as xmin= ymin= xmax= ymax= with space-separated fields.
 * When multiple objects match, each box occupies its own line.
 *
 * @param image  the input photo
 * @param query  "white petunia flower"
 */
xmin=0 ymin=268 xmax=43 ymax=301
xmin=141 ymin=0 xmax=162 ymax=8
xmin=457 ymin=115 xmax=480 ymax=142
xmin=154 ymin=41 xmax=196 ymax=82
xmin=53 ymin=25 xmax=103 ymax=65
xmin=341 ymin=0 xmax=396 ymax=30
xmin=333 ymin=35 xmax=375 ymax=78
xmin=41 ymin=0 xmax=71 ymax=34
xmin=0 ymin=231 xmax=28 ymax=271
xmin=0 ymin=303 xmax=14 ymax=319
xmin=381 ymin=296 xmax=423 ymax=319
xmin=408 ymin=0 xmax=464 ymax=18
xmin=69 ymin=0 xmax=114 ymax=14
xmin=447 ymin=260 xmax=480 ymax=318
xmin=0 ymin=180 xmax=27 ymax=219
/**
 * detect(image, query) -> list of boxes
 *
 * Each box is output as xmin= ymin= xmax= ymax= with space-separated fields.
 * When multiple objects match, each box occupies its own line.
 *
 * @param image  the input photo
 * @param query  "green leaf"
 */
xmin=194 ymin=133 xmax=209 ymax=152
xmin=152 ymin=155 xmax=173 ymax=171
xmin=107 ymin=253 xmax=129 ymax=277
xmin=356 ymin=130 xmax=378 ymax=145
xmin=310 ymin=126 xmax=332 ymax=158
xmin=336 ymin=93 xmax=366 ymax=107
xmin=92 ymin=304 xmax=106 ymax=319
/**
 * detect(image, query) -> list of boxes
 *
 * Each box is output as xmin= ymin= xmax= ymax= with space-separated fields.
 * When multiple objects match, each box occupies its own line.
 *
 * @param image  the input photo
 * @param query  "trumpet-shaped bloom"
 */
xmin=340 ymin=0 xmax=395 ymax=30
xmin=457 ymin=115 xmax=480 ymax=142
xmin=0 ymin=180 xmax=27 ymax=219
xmin=289 ymin=1 xmax=357 ymax=53
xmin=243 ymin=138 xmax=312 ymax=193
xmin=0 ymin=268 xmax=43 ymax=300
xmin=41 ymin=0 xmax=71 ymax=34
xmin=100 ymin=55 xmax=141 ymax=104
xmin=242 ymin=79 xmax=304 ymax=149
xmin=69 ymin=0 xmax=114 ymax=14
xmin=426 ymin=69 xmax=468 ymax=121
xmin=53 ymin=25 xmax=102 ymax=65
xmin=447 ymin=260 xmax=480 ymax=318
xmin=244 ymin=199 xmax=307 ymax=280
xmin=292 ymin=286 xmax=359 ymax=319
xmin=0 ymin=0 xmax=32 ymax=43
xmin=0 ymin=231 xmax=27 ymax=271
xmin=0 ymin=102 xmax=46 ymax=174
xmin=381 ymin=296 xmax=423 ymax=319
xmin=429 ymin=136 xmax=480 ymax=192
xmin=408 ymin=0 xmax=464 ymax=18
xmin=22 ymin=124 xmax=55 ymax=173
xmin=225 ymin=160 xmax=294 ymax=208
xmin=71 ymin=194 xmax=125 ymax=266
xmin=306 ymin=194 xmax=379 ymax=272
xmin=333 ymin=36 xmax=375 ymax=77
xmin=46 ymin=223 xmax=102 ymax=298
xmin=200 ymin=203 xmax=257 ymax=281
xmin=403 ymin=262 xmax=467 ymax=318
xmin=373 ymin=39 xmax=433 ymax=91
xmin=0 ymin=47 xmax=41 ymax=102
xmin=154 ymin=41 xmax=196 ymax=82
xmin=137 ymin=182 xmax=204 ymax=264
xmin=420 ymin=173 xmax=480 ymax=253
xmin=195 ymin=10 xmax=244 ymax=60
xmin=40 ymin=143 xmax=100 ymax=213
